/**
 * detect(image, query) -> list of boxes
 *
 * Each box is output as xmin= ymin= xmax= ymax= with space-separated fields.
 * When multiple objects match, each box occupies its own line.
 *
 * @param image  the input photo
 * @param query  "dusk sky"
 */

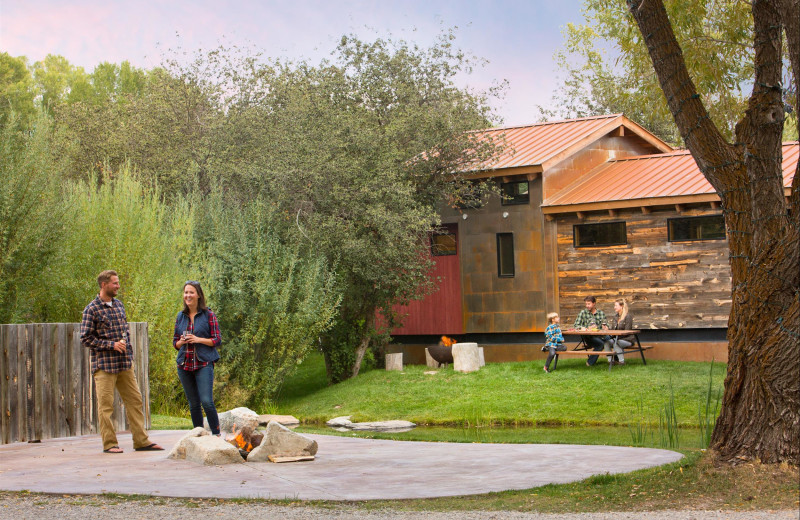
xmin=2 ymin=0 xmax=588 ymax=125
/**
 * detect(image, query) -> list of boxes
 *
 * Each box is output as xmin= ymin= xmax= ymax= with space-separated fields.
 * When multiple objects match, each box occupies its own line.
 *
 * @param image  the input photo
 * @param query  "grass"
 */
xmin=142 ymin=353 xmax=798 ymax=512
xmin=272 ymin=353 xmax=725 ymax=429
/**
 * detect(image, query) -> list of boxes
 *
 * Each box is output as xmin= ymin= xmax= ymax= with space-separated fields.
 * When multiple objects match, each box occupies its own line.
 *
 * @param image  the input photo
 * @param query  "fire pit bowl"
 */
xmin=427 ymin=344 xmax=453 ymax=364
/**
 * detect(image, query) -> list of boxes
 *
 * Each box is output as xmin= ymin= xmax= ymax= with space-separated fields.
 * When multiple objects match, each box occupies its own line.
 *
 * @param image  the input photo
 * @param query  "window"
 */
xmin=431 ymin=232 xmax=457 ymax=256
xmin=496 ymin=233 xmax=515 ymax=277
xmin=573 ymin=222 xmax=627 ymax=247
xmin=501 ymin=180 xmax=530 ymax=205
xmin=455 ymin=183 xmax=486 ymax=209
xmin=668 ymin=215 xmax=725 ymax=241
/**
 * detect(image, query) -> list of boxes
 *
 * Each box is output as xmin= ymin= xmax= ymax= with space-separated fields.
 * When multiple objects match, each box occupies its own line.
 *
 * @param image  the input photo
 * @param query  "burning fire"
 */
xmin=232 ymin=430 xmax=252 ymax=452
xmin=227 ymin=423 xmax=262 ymax=453
xmin=440 ymin=336 xmax=456 ymax=347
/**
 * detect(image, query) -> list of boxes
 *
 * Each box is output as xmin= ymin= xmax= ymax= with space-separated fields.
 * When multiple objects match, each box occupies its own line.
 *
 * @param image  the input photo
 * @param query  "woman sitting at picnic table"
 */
xmin=603 ymin=298 xmax=635 ymax=366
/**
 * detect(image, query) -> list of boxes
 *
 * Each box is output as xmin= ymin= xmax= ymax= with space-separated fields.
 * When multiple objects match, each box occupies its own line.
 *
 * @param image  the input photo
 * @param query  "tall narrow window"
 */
xmin=496 ymin=233 xmax=515 ymax=277
xmin=501 ymin=180 xmax=530 ymax=205
xmin=668 ymin=215 xmax=725 ymax=241
xmin=573 ymin=222 xmax=627 ymax=247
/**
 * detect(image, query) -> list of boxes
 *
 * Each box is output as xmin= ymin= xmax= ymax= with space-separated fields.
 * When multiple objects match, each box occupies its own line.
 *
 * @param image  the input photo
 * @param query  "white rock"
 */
xmin=184 ymin=436 xmax=245 ymax=465
xmin=247 ymin=421 xmax=318 ymax=462
xmin=453 ymin=342 xmax=481 ymax=373
xmin=168 ymin=428 xmax=243 ymax=465
xmin=326 ymin=415 xmax=353 ymax=427
xmin=167 ymin=427 xmax=208 ymax=460
xmin=348 ymin=420 xmax=416 ymax=431
xmin=257 ymin=414 xmax=300 ymax=426
xmin=205 ymin=407 xmax=260 ymax=433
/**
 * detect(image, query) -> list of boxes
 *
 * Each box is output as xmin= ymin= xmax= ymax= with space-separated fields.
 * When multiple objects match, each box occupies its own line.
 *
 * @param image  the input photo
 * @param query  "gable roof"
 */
xmin=466 ymin=114 xmax=673 ymax=176
xmin=542 ymin=142 xmax=799 ymax=214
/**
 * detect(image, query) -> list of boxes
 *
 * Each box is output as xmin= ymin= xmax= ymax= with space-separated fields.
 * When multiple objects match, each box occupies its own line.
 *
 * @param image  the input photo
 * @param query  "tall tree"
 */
xmin=250 ymin=33 xmax=502 ymax=380
xmin=551 ymin=0 xmax=755 ymax=144
xmin=627 ymin=0 xmax=799 ymax=464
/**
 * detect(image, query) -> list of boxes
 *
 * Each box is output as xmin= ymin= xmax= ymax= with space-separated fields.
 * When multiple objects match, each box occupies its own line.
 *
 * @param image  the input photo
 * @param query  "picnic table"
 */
xmin=553 ymin=329 xmax=652 ymax=371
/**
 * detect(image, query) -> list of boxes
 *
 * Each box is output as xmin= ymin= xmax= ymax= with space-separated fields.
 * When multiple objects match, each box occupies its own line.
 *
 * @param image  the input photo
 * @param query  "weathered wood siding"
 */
xmin=0 ymin=322 xmax=150 ymax=445
xmin=556 ymin=207 xmax=731 ymax=329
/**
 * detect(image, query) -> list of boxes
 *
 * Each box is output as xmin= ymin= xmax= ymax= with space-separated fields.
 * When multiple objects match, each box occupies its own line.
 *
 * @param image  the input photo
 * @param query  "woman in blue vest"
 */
xmin=173 ymin=281 xmax=221 ymax=435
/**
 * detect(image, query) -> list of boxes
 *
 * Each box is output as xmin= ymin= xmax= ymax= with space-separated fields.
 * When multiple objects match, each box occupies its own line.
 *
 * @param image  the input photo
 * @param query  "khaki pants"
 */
xmin=93 ymin=368 xmax=151 ymax=450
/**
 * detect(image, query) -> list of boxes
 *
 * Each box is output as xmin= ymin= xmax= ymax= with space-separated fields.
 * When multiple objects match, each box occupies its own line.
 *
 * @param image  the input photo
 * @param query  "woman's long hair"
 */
xmin=615 ymin=298 xmax=629 ymax=322
xmin=182 ymin=281 xmax=208 ymax=314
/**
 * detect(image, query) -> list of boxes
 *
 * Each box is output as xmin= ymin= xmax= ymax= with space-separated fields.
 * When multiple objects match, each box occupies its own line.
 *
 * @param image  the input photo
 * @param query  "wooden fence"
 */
xmin=0 ymin=322 xmax=150 ymax=445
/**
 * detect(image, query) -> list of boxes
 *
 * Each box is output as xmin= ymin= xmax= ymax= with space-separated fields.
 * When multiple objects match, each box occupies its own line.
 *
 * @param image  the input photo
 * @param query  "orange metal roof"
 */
xmin=543 ymin=142 xmax=798 ymax=211
xmin=468 ymin=114 xmax=671 ymax=173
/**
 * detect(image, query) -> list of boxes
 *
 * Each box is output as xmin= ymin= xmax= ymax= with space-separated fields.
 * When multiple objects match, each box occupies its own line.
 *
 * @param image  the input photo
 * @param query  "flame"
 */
xmin=232 ymin=431 xmax=252 ymax=451
xmin=440 ymin=336 xmax=456 ymax=347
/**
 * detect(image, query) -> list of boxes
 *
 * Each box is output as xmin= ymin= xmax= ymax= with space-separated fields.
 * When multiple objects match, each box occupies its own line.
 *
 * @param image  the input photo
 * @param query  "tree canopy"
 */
xmin=547 ymin=0 xmax=798 ymax=145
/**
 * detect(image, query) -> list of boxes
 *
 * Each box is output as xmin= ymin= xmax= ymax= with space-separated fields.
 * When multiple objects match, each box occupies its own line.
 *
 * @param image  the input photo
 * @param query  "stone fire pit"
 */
xmin=168 ymin=421 xmax=318 ymax=465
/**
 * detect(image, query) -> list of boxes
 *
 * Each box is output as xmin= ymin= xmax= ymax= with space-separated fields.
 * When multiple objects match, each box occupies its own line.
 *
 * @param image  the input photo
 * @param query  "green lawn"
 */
xmin=273 ymin=352 xmax=724 ymax=429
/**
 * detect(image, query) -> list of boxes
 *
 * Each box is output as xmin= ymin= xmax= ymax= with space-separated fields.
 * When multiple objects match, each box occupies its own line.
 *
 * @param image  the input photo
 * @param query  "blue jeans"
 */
xmin=584 ymin=336 xmax=606 ymax=366
xmin=177 ymin=364 xmax=220 ymax=434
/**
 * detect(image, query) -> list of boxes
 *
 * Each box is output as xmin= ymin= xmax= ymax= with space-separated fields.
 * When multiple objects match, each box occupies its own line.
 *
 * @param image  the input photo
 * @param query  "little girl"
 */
xmin=543 ymin=312 xmax=566 ymax=373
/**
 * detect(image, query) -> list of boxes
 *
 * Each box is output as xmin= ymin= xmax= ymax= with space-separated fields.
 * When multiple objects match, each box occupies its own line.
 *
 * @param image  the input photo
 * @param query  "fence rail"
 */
xmin=0 ymin=322 xmax=150 ymax=445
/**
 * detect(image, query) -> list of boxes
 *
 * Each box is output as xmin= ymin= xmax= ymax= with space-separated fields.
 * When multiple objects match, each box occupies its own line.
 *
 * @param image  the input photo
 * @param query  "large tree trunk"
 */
xmin=628 ymin=0 xmax=799 ymax=464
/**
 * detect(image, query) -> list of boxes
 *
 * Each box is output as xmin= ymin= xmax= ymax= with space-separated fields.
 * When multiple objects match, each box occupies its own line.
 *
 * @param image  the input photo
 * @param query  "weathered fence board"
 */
xmin=0 ymin=323 xmax=150 ymax=445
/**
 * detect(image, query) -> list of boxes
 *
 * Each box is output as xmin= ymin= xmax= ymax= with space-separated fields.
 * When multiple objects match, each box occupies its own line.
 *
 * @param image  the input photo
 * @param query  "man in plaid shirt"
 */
xmin=573 ymin=295 xmax=608 ymax=366
xmin=80 ymin=270 xmax=163 ymax=453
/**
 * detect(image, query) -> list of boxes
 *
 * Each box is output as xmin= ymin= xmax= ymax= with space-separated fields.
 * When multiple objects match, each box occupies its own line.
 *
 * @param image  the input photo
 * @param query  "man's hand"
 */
xmin=112 ymin=340 xmax=127 ymax=354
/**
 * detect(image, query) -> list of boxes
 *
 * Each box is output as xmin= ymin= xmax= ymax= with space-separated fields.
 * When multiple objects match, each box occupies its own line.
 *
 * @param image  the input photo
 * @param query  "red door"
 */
xmin=391 ymin=224 xmax=464 ymax=335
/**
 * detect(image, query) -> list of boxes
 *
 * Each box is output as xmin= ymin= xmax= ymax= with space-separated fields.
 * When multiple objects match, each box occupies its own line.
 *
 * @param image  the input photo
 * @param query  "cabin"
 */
xmin=388 ymin=114 xmax=798 ymax=364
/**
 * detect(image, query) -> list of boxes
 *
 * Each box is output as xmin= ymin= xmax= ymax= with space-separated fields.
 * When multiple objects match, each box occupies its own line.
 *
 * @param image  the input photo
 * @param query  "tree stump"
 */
xmin=425 ymin=348 xmax=441 ymax=368
xmin=385 ymin=353 xmax=403 ymax=371
xmin=452 ymin=343 xmax=481 ymax=373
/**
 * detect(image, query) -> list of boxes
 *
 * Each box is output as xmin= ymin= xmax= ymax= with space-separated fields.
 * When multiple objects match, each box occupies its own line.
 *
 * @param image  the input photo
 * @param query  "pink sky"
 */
xmin=1 ymin=0 xmax=586 ymax=125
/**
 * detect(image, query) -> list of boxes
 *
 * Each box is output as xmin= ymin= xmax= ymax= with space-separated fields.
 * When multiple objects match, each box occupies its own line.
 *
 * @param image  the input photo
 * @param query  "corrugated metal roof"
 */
xmin=468 ymin=114 xmax=670 ymax=172
xmin=543 ymin=142 xmax=798 ymax=208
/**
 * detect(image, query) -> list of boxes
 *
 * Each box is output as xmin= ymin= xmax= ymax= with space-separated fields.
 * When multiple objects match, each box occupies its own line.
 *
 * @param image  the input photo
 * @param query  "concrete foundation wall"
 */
xmin=388 ymin=341 xmax=728 ymax=365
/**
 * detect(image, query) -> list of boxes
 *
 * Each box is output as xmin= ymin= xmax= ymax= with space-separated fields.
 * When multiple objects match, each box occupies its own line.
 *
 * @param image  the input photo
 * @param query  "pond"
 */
xmin=294 ymin=424 xmax=706 ymax=450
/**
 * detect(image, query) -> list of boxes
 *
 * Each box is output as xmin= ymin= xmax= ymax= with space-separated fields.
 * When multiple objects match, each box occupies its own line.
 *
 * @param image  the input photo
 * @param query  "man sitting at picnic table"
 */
xmin=573 ymin=295 xmax=608 ymax=367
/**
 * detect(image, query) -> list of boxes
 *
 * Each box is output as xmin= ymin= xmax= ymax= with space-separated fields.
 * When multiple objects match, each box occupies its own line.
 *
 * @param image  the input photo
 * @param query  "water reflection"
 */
xmin=297 ymin=424 xmax=704 ymax=450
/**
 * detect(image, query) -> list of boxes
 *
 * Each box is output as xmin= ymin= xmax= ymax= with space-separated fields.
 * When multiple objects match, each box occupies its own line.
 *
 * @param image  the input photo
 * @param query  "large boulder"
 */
xmin=168 ymin=427 xmax=243 ymax=465
xmin=205 ymin=407 xmax=260 ymax=433
xmin=247 ymin=421 xmax=318 ymax=462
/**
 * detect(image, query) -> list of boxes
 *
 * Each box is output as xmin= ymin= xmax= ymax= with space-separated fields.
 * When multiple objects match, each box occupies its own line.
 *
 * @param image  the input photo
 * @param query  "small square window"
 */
xmin=501 ymin=180 xmax=529 ymax=206
xmin=574 ymin=222 xmax=627 ymax=247
xmin=496 ymin=233 xmax=515 ymax=277
xmin=431 ymin=233 xmax=457 ymax=256
xmin=668 ymin=215 xmax=725 ymax=241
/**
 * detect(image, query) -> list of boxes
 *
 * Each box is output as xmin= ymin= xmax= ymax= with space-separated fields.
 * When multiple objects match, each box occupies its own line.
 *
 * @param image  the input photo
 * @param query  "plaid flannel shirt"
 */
xmin=544 ymin=323 xmax=565 ymax=348
xmin=573 ymin=308 xmax=606 ymax=329
xmin=80 ymin=295 xmax=133 ymax=374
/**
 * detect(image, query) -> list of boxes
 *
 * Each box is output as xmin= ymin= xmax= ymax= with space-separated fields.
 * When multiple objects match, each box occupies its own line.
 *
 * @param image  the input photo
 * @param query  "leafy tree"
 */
xmin=0 ymin=111 xmax=63 ymax=322
xmin=0 ymin=53 xmax=36 ymax=127
xmin=627 ymin=0 xmax=798 ymax=464
xmin=550 ymin=0 xmax=755 ymax=144
xmin=197 ymin=192 xmax=340 ymax=407
xmin=247 ymin=33 xmax=502 ymax=380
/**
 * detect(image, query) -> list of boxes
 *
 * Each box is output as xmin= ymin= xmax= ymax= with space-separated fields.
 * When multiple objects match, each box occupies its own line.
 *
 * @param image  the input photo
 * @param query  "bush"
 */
xmin=40 ymin=167 xmax=190 ymax=413
xmin=199 ymin=193 xmax=340 ymax=409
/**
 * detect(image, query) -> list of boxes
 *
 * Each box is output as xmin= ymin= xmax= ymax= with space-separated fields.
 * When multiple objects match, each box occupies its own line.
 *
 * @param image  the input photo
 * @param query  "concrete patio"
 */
xmin=0 ymin=430 xmax=683 ymax=500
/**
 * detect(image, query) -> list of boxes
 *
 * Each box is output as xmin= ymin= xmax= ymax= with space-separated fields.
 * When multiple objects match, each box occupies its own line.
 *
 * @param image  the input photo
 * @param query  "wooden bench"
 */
xmin=551 ymin=346 xmax=653 ymax=371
